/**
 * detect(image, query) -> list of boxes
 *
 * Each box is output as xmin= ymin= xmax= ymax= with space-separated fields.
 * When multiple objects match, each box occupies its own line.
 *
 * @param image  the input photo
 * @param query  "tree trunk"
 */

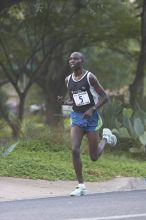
xmin=45 ymin=95 xmax=62 ymax=127
xmin=37 ymin=56 xmax=70 ymax=127
xmin=18 ymin=93 xmax=26 ymax=123
xmin=0 ymin=104 xmax=20 ymax=139
xmin=129 ymin=0 xmax=146 ymax=107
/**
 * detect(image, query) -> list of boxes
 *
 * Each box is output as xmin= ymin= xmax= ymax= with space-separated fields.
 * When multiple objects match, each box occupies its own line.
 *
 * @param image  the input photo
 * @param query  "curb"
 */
xmin=0 ymin=177 xmax=145 ymax=202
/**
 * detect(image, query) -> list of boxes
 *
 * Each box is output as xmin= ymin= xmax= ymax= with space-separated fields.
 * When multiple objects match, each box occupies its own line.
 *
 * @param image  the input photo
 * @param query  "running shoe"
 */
xmin=70 ymin=187 xmax=87 ymax=196
xmin=102 ymin=128 xmax=117 ymax=146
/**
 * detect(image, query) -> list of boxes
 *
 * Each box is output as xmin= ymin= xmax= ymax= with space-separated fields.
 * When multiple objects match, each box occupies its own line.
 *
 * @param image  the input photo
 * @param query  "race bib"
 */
xmin=73 ymin=91 xmax=90 ymax=106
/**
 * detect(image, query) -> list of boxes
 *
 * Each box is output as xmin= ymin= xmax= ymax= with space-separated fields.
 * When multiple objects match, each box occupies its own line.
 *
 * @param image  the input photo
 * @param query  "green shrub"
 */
xmin=100 ymin=97 xmax=123 ymax=130
xmin=17 ymin=139 xmax=69 ymax=152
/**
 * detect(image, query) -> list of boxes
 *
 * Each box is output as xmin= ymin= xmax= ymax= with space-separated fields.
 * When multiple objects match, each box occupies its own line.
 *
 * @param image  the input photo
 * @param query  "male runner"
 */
xmin=58 ymin=52 xmax=117 ymax=196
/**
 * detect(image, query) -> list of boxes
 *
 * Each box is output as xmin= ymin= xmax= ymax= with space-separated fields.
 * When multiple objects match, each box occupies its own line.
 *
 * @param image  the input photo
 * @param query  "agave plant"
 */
xmin=114 ymin=108 xmax=146 ymax=153
xmin=100 ymin=97 xmax=123 ymax=130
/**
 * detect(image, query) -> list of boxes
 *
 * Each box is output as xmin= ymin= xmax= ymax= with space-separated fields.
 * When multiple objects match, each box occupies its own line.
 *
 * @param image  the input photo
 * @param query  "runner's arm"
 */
xmin=89 ymin=73 xmax=109 ymax=111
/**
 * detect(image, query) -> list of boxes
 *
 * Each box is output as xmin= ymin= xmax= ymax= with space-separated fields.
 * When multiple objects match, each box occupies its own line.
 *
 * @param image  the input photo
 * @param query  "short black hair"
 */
xmin=70 ymin=52 xmax=85 ymax=63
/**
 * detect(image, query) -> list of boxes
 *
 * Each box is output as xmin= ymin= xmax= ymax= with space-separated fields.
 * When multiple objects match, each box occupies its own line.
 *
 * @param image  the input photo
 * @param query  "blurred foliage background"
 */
xmin=0 ymin=0 xmax=146 ymax=159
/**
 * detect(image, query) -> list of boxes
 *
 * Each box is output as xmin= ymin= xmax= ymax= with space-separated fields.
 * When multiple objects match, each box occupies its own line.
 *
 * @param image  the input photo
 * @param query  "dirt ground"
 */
xmin=0 ymin=176 xmax=145 ymax=202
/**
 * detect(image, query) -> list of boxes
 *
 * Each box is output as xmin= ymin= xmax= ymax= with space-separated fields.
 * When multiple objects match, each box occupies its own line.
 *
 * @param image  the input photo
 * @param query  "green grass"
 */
xmin=0 ymin=139 xmax=145 ymax=182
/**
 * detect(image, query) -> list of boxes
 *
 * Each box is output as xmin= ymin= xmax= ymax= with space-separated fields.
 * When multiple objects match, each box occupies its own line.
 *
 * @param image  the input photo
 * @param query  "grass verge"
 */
xmin=0 ymin=139 xmax=145 ymax=182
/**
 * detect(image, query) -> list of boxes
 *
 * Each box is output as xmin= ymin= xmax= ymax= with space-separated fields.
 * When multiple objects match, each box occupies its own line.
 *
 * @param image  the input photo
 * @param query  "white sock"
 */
xmin=78 ymin=183 xmax=86 ymax=188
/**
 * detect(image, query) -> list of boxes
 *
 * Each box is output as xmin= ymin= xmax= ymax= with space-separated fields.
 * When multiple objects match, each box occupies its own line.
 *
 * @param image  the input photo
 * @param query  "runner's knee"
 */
xmin=72 ymin=147 xmax=80 ymax=159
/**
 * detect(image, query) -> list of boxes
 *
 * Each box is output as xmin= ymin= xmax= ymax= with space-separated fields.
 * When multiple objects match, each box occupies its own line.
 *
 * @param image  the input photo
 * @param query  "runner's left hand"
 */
xmin=83 ymin=107 xmax=95 ymax=118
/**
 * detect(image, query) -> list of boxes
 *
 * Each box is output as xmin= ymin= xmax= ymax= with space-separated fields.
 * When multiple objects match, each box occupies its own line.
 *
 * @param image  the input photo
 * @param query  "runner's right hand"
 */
xmin=57 ymin=96 xmax=64 ymax=105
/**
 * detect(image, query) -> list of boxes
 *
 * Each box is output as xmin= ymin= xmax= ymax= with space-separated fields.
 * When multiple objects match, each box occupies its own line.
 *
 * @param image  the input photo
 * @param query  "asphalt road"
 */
xmin=0 ymin=189 xmax=146 ymax=220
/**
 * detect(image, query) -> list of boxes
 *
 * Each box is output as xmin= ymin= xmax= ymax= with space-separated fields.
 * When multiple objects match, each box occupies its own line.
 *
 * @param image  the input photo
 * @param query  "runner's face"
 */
xmin=69 ymin=53 xmax=83 ymax=70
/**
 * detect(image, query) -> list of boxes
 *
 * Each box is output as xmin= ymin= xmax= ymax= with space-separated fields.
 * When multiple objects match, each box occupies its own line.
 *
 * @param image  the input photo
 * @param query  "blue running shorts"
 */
xmin=70 ymin=111 xmax=103 ymax=132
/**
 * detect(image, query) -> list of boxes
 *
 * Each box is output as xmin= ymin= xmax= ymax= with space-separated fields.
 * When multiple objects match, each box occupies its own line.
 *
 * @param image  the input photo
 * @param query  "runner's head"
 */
xmin=69 ymin=52 xmax=85 ymax=70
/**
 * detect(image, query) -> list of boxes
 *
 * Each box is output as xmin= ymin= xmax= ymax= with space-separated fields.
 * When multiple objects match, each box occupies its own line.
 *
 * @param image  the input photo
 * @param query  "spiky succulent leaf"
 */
xmin=129 ymin=147 xmax=144 ymax=153
xmin=139 ymin=132 xmax=146 ymax=146
xmin=123 ymin=108 xmax=133 ymax=118
xmin=118 ymin=127 xmax=130 ymax=138
xmin=134 ymin=118 xmax=144 ymax=136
